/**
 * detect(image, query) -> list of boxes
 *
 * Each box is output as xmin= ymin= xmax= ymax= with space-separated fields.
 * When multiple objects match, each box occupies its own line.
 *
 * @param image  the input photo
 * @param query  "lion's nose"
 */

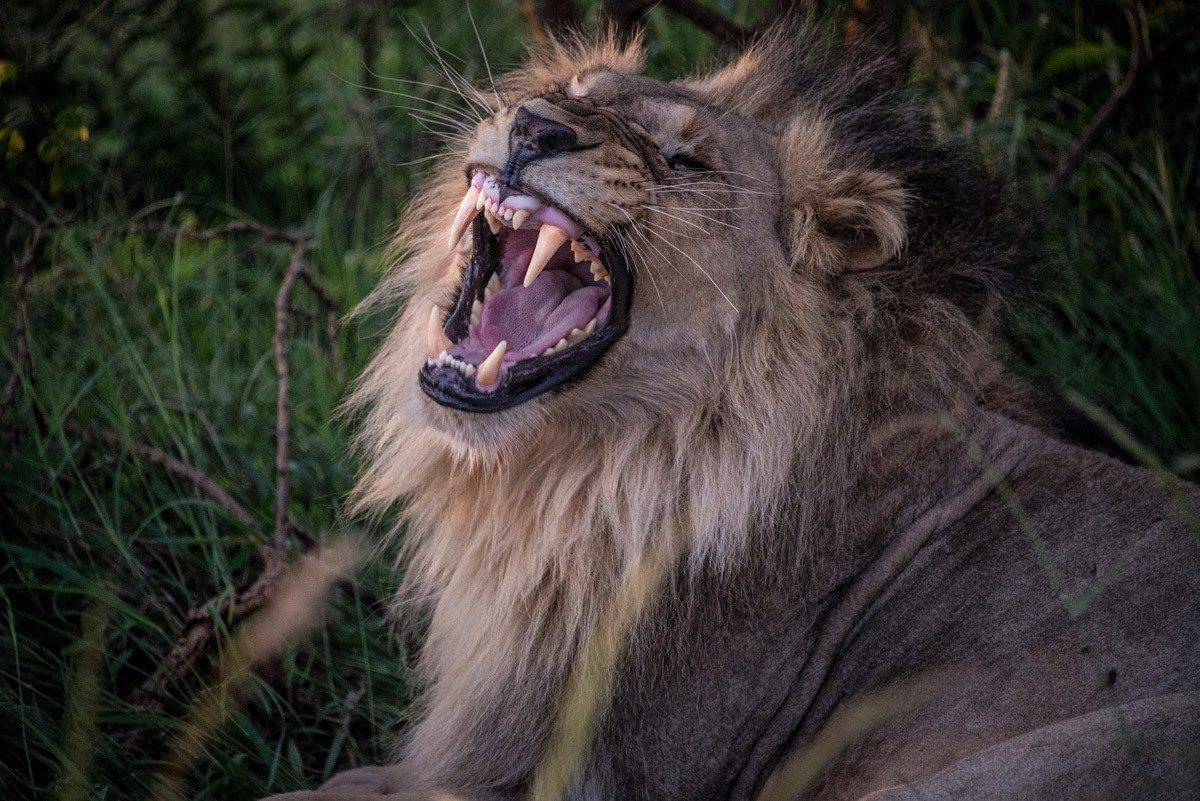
xmin=511 ymin=107 xmax=578 ymax=158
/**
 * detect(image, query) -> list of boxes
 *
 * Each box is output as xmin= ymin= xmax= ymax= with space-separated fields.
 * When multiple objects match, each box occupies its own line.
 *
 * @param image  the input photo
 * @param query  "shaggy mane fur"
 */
xmin=346 ymin=24 xmax=1034 ymax=792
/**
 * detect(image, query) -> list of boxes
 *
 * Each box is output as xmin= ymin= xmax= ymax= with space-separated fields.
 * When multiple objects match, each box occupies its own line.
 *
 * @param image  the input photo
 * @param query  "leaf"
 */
xmin=1042 ymin=42 xmax=1128 ymax=76
xmin=0 ymin=127 xmax=25 ymax=159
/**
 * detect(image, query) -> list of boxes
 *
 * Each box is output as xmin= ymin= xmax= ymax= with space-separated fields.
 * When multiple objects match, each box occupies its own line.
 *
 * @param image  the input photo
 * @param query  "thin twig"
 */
xmin=519 ymin=0 xmax=580 ymax=45
xmin=273 ymin=240 xmax=308 ymax=552
xmin=118 ymin=219 xmax=307 ymax=245
xmin=658 ymin=0 xmax=749 ymax=47
xmin=65 ymin=421 xmax=257 ymax=532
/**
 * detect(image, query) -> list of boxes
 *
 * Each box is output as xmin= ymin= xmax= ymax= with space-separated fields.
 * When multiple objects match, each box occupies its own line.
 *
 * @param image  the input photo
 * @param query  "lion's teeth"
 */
xmin=448 ymin=186 xmax=481 ymax=250
xmin=476 ymin=340 xmax=507 ymax=389
xmin=484 ymin=208 xmax=501 ymax=234
xmin=589 ymin=259 xmax=610 ymax=283
xmin=486 ymin=273 xmax=501 ymax=298
xmin=571 ymin=241 xmax=590 ymax=263
xmin=475 ymin=190 xmax=486 ymax=211
xmin=470 ymin=299 xmax=483 ymax=329
xmin=585 ymin=317 xmax=596 ymax=335
xmin=524 ymin=224 xmax=569 ymax=287
xmin=512 ymin=209 xmax=529 ymax=229
xmin=426 ymin=305 xmax=452 ymax=358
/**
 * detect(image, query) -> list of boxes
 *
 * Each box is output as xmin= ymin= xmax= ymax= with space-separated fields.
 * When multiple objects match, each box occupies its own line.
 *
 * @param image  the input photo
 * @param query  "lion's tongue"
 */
xmin=478 ymin=271 xmax=606 ymax=359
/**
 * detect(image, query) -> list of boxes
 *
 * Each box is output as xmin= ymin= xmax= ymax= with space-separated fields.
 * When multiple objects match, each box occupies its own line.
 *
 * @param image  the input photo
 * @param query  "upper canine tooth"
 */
xmin=426 ymin=305 xmax=452 ymax=358
xmin=512 ymin=209 xmax=529 ymax=229
xmin=447 ymin=186 xmax=481 ymax=250
xmin=524 ymin=224 xmax=569 ymax=287
xmin=476 ymin=340 xmax=507 ymax=389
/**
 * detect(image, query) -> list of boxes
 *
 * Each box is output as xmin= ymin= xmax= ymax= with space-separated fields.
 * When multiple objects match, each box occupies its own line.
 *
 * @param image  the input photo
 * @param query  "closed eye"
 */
xmin=666 ymin=152 xmax=711 ymax=173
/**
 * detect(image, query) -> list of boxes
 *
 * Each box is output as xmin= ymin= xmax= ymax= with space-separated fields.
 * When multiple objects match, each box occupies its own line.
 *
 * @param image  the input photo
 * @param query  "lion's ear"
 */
xmin=782 ymin=119 xmax=908 ymax=273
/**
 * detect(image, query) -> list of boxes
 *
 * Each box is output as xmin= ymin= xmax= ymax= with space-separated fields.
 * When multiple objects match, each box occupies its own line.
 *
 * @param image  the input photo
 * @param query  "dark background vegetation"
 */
xmin=2 ymin=1 xmax=1198 ymax=798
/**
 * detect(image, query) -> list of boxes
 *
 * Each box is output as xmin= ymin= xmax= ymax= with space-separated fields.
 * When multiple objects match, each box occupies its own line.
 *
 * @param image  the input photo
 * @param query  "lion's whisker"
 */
xmin=637 ymin=220 xmax=740 ymax=315
xmin=644 ymin=205 xmax=737 ymax=230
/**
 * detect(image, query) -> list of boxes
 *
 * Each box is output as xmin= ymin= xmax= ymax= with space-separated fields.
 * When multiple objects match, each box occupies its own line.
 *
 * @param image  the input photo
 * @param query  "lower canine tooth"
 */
xmin=426 ymin=305 xmax=452 ymax=358
xmin=524 ymin=224 xmax=569 ymax=287
xmin=476 ymin=340 xmax=507 ymax=389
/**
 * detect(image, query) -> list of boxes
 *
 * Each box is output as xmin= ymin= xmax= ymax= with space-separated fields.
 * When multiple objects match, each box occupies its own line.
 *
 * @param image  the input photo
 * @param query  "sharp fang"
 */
xmin=512 ymin=209 xmax=529 ymax=229
xmin=448 ymin=186 xmax=481 ymax=250
xmin=524 ymin=224 xmax=569 ymax=287
xmin=484 ymin=208 xmax=501 ymax=234
xmin=470 ymin=299 xmax=483 ymax=329
xmin=476 ymin=340 xmax=507 ymax=389
xmin=426 ymin=305 xmax=452 ymax=358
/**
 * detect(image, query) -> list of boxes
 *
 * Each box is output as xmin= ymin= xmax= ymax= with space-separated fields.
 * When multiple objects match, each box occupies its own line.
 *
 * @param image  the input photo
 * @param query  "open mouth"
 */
xmin=419 ymin=171 xmax=634 ymax=413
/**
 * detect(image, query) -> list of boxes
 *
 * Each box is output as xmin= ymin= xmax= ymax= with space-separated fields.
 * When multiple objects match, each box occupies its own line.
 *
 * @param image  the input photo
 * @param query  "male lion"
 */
xmin=270 ymin=26 xmax=1200 ymax=801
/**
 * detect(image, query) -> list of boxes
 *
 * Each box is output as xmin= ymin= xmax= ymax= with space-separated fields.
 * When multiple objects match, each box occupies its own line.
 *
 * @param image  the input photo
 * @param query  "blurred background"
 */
xmin=1 ymin=1 xmax=1198 ymax=798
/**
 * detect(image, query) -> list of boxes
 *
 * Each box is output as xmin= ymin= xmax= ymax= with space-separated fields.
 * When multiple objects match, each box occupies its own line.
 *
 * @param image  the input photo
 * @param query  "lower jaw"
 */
xmin=420 ymin=227 xmax=633 ymax=413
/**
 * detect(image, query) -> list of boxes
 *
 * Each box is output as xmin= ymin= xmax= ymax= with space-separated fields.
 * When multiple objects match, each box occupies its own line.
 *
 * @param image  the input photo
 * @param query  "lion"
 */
xmin=267 ymin=24 xmax=1200 ymax=801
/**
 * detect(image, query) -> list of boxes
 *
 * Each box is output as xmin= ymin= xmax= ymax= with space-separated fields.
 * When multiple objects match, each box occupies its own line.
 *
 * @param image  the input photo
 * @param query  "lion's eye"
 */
xmin=666 ymin=152 xmax=710 ymax=173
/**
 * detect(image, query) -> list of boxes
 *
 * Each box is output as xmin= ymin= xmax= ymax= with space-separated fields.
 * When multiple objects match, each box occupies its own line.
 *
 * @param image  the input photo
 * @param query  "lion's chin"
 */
xmin=419 ymin=389 xmax=545 ymax=456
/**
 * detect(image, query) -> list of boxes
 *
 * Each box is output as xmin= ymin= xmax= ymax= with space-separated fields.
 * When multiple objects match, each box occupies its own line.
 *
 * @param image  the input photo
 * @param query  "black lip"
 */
xmin=419 ymin=212 xmax=634 ymax=414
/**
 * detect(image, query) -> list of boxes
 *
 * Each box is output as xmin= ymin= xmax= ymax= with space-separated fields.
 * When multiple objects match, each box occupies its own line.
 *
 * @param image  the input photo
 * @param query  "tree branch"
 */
xmin=273 ymin=240 xmax=308 ymax=553
xmin=659 ymin=0 xmax=749 ymax=47
xmin=66 ymin=421 xmax=258 ymax=532
xmin=519 ymin=0 xmax=581 ymax=45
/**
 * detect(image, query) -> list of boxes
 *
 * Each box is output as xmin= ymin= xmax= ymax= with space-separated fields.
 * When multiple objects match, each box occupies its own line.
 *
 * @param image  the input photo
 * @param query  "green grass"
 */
xmin=1 ymin=1 xmax=1198 ymax=799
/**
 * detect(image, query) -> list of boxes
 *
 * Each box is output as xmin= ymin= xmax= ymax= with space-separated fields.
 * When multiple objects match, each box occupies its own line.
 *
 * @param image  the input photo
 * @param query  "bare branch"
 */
xmin=844 ymin=0 xmax=905 ymax=47
xmin=117 ymin=219 xmax=307 ymax=246
xmin=659 ymin=0 xmax=749 ymax=47
xmin=65 ymin=421 xmax=257 ymax=532
xmin=273 ymin=240 xmax=308 ymax=553
xmin=519 ymin=0 xmax=581 ymax=45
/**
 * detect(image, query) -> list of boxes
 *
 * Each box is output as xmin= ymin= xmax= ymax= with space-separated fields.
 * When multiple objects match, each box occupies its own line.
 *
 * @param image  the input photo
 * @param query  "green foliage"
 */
xmin=0 ymin=1 xmax=1198 ymax=799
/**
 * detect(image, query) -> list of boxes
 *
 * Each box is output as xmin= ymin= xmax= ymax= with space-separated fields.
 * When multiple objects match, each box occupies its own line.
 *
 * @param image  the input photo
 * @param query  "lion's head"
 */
xmin=351 ymin=25 xmax=1023 ymax=564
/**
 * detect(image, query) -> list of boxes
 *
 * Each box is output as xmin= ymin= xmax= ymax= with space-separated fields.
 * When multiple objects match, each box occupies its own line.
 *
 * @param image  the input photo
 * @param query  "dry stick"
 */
xmin=148 ymin=541 xmax=357 ymax=801
xmin=273 ymin=239 xmax=308 ymax=553
xmin=66 ymin=422 xmax=258 ymax=533
xmin=1029 ymin=5 xmax=1153 ymax=232
xmin=129 ymin=233 xmax=317 ymax=711
xmin=121 ymin=218 xmax=306 ymax=245
xmin=658 ymin=0 xmax=749 ymax=47
xmin=519 ymin=0 xmax=580 ymax=45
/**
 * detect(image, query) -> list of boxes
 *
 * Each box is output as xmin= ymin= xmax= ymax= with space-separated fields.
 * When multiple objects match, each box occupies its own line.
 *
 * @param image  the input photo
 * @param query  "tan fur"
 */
xmin=345 ymin=26 xmax=1030 ymax=791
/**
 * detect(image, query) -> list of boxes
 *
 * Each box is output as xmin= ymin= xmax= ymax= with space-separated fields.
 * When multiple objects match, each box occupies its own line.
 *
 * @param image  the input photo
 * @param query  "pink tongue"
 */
xmin=480 ymin=271 xmax=579 ymax=350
